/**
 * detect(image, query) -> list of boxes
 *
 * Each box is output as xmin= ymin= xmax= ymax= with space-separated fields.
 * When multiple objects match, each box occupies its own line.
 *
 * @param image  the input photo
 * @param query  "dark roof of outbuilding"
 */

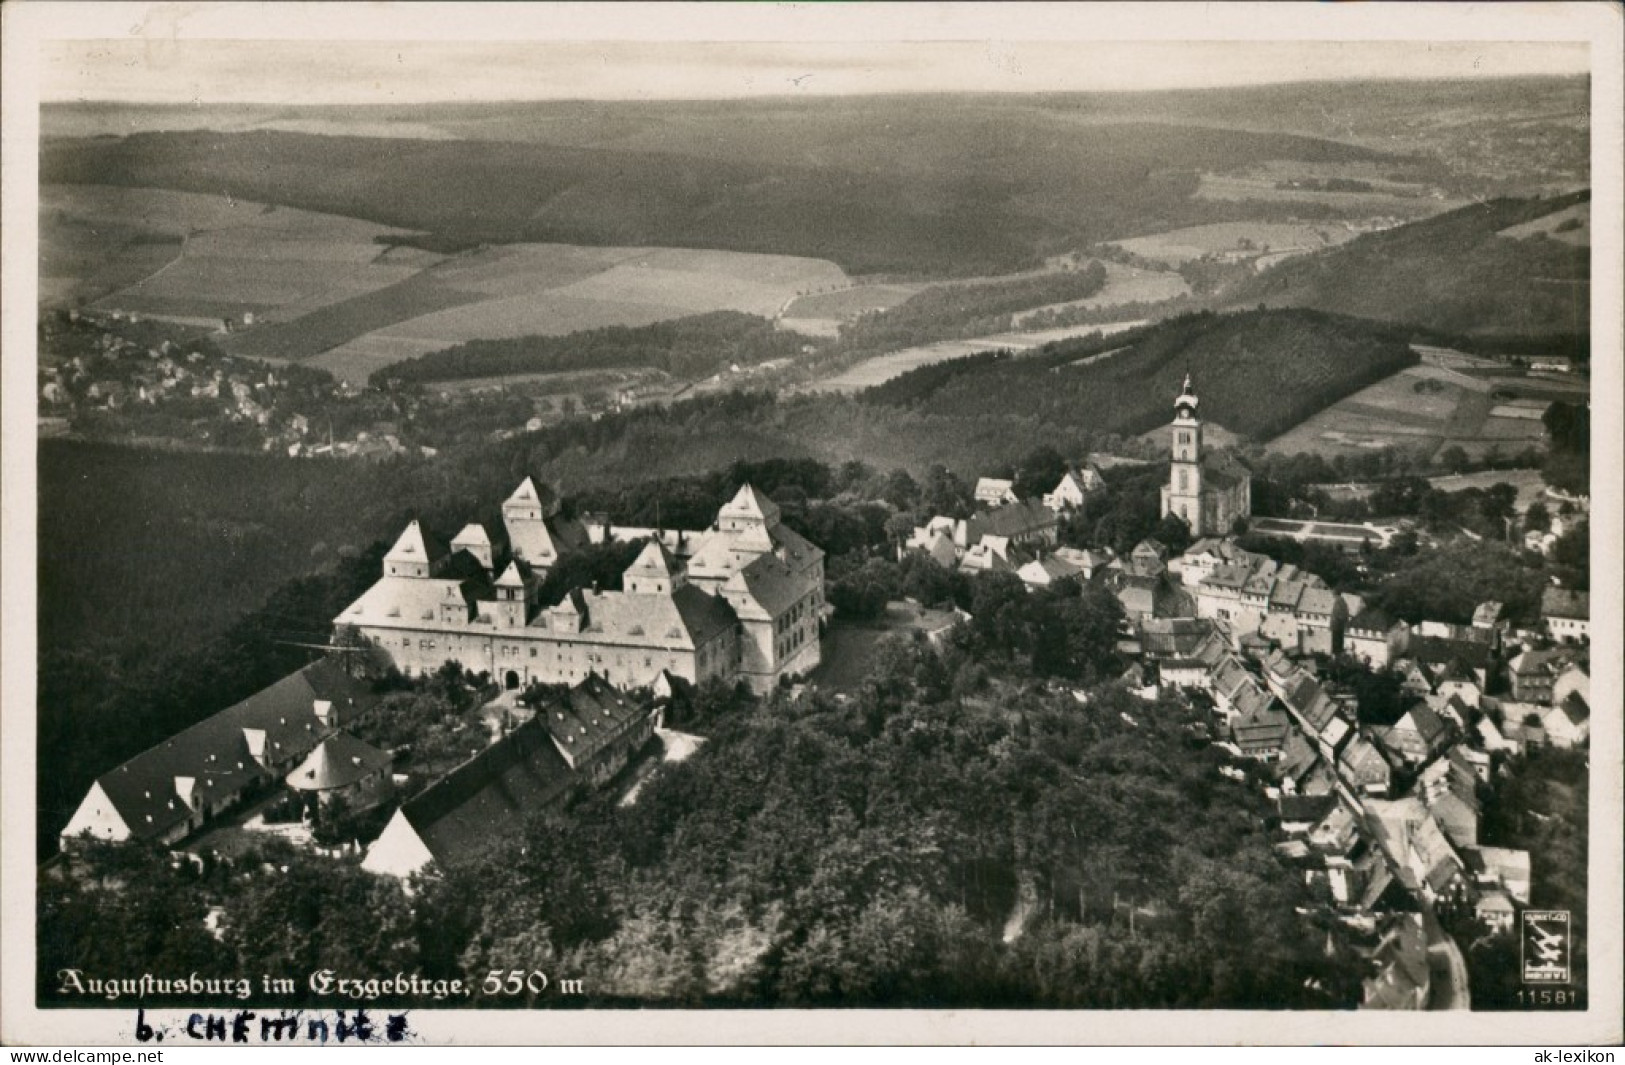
xmin=85 ymin=659 xmax=380 ymax=842
xmin=398 ymin=716 xmax=575 ymax=869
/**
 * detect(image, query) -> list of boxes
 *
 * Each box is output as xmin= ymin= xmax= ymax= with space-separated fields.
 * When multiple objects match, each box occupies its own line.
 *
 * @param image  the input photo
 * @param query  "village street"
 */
xmin=1424 ymin=906 xmax=1471 ymax=1010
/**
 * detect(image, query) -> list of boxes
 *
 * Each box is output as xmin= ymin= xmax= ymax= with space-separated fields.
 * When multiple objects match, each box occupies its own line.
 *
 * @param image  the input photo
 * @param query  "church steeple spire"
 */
xmin=1175 ymin=373 xmax=1200 ymax=420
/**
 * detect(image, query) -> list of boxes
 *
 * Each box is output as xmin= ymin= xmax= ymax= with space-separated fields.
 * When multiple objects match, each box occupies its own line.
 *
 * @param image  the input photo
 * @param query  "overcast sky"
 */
xmin=44 ymin=39 xmax=1589 ymax=105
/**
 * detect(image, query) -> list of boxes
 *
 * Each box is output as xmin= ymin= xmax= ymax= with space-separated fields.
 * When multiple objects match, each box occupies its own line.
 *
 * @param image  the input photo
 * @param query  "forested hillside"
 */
xmin=40 ymin=118 xmax=1401 ymax=276
xmin=1227 ymin=193 xmax=1590 ymax=344
xmin=862 ymin=308 xmax=1420 ymax=441
xmin=41 ymin=637 xmax=1364 ymax=1008
xmin=376 ymin=312 xmax=809 ymax=386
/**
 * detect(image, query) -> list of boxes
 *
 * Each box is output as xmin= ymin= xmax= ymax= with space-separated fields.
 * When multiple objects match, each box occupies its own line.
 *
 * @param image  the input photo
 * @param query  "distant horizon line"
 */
xmin=43 ymin=69 xmax=1591 ymax=109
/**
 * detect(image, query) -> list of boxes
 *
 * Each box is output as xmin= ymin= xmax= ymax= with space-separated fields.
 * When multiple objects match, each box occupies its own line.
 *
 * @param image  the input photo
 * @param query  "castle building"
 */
xmin=336 ymin=481 xmax=824 ymax=695
xmin=1159 ymin=375 xmax=1251 ymax=537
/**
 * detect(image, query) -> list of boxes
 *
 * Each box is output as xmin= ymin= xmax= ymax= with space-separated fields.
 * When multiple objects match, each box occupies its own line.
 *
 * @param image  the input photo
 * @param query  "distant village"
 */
xmin=54 ymin=375 xmax=1590 ymax=1012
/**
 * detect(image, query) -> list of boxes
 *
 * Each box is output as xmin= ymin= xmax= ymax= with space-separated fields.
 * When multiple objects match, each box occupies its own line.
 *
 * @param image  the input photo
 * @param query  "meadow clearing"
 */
xmin=1193 ymin=171 xmax=1456 ymax=218
xmin=783 ymin=259 xmax=1185 ymax=349
xmin=1264 ymin=362 xmax=1553 ymax=461
xmin=1106 ymin=223 xmax=1358 ymax=267
xmin=44 ymin=184 xmax=424 ymax=322
xmin=1424 ymin=468 xmax=1552 ymax=514
xmin=801 ymin=319 xmax=1148 ymax=394
xmin=47 ymin=184 xmax=853 ymax=384
xmin=1012 ymin=262 xmax=1188 ymax=321
xmin=1497 ymin=200 xmax=1589 ymax=246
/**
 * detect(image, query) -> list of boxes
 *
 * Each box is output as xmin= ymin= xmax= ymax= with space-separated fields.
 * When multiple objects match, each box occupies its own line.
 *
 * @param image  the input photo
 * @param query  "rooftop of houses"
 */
xmin=1509 ymin=647 xmax=1581 ymax=676
xmin=1347 ymin=608 xmax=1402 ymax=636
xmin=966 ymin=499 xmax=1057 ymax=543
xmin=1017 ymin=555 xmax=1083 ymax=587
xmin=1136 ymin=617 xmax=1219 ymax=660
xmin=376 ymin=715 xmax=576 ymax=872
xmin=285 ymin=732 xmax=392 ymax=793
xmin=537 ymin=673 xmax=655 ymax=769
xmin=70 ymin=660 xmax=379 ymax=843
xmin=973 ymin=476 xmax=1016 ymax=502
xmin=1541 ymin=586 xmax=1589 ymax=620
xmin=1364 ymin=915 xmax=1431 ymax=1010
xmin=1232 ymin=706 xmax=1291 ymax=751
xmin=1406 ymin=636 xmax=1493 ymax=673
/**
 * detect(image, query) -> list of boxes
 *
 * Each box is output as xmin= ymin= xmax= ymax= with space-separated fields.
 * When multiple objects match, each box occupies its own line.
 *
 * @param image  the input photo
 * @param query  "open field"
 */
xmin=1425 ymin=468 xmax=1553 ymax=514
xmin=782 ymin=283 xmax=927 ymax=320
xmin=1249 ymin=517 xmax=1396 ymax=551
xmin=781 ymin=256 xmax=1125 ymax=336
xmin=49 ymin=184 xmax=853 ymax=384
xmin=42 ymin=184 xmax=421 ymax=315
xmin=801 ymin=319 xmax=1146 ymax=394
xmin=1013 ymin=262 xmax=1188 ymax=322
xmin=1265 ymin=362 xmax=1551 ymax=461
xmin=1107 ymin=223 xmax=1360 ymax=266
xmin=1498 ymin=201 xmax=1589 ymax=246
xmin=1194 ymin=172 xmax=1460 ymax=217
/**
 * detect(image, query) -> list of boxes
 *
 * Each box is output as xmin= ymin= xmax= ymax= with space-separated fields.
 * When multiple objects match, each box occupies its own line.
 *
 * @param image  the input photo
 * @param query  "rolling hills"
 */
xmin=41 ymin=117 xmax=1408 ymax=277
xmin=860 ymin=308 xmax=1421 ymax=443
xmin=1225 ymin=192 xmax=1590 ymax=344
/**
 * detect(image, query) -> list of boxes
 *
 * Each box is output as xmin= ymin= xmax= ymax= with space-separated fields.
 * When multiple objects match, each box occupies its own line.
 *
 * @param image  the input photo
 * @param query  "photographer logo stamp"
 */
xmin=1522 ymin=910 xmax=1571 ymax=984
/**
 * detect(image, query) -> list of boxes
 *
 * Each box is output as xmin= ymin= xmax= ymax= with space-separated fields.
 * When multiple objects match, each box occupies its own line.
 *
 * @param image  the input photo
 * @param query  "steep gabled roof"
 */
xmin=1555 ymin=691 xmax=1590 ymax=725
xmin=394 ymin=716 xmax=575 ymax=870
xmin=539 ymin=675 xmax=654 ymax=768
xmin=724 ymin=550 xmax=809 ymax=619
xmin=506 ymin=476 xmax=560 ymax=515
xmin=384 ymin=519 xmax=446 ymax=568
xmin=80 ymin=660 xmax=378 ymax=843
xmin=451 ymin=523 xmax=491 ymax=548
xmin=625 ymin=539 xmax=678 ymax=581
xmin=1338 ymin=736 xmax=1391 ymax=785
xmin=285 ymin=732 xmax=392 ymax=793
xmin=719 ymin=483 xmax=781 ymax=526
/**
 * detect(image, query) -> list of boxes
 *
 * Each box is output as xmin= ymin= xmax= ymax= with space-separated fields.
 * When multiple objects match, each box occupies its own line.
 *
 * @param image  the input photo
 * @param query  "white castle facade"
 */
xmin=336 ymin=480 xmax=825 ymax=695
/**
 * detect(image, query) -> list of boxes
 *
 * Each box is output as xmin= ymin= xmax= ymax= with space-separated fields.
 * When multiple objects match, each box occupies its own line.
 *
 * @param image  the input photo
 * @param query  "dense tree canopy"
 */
xmin=40 ymin=639 xmax=1364 ymax=1010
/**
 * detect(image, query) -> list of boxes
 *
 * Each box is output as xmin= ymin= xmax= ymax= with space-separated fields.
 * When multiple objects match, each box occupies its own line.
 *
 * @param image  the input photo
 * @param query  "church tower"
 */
xmin=1162 ymin=374 xmax=1206 ymax=533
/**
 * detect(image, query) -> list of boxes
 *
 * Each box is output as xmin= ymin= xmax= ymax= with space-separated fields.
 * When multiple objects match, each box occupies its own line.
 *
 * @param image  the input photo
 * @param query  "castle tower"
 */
xmin=717 ymin=484 xmax=781 ymax=534
xmin=623 ymin=540 xmax=686 ymax=596
xmin=450 ymin=523 xmax=494 ymax=572
xmin=383 ymin=520 xmax=436 ymax=579
xmin=503 ymin=477 xmax=560 ymax=571
xmin=1162 ymin=374 xmax=1206 ymax=533
xmin=491 ymin=561 xmax=528 ymax=627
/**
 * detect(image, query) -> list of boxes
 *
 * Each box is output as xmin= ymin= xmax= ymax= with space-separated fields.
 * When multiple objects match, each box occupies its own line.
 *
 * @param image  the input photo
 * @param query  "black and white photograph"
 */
xmin=2 ymin=1 xmax=1620 ymax=1047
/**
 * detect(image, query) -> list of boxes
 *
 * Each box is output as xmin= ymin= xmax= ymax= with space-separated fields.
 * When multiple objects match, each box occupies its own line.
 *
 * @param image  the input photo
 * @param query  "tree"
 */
xmin=1524 ymin=500 xmax=1551 ymax=533
xmin=1437 ymin=445 xmax=1470 ymax=474
xmin=881 ymin=469 xmax=919 ymax=510
xmin=1151 ymin=514 xmax=1193 ymax=556
xmin=1551 ymin=520 xmax=1589 ymax=588
xmin=1012 ymin=445 xmax=1068 ymax=502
